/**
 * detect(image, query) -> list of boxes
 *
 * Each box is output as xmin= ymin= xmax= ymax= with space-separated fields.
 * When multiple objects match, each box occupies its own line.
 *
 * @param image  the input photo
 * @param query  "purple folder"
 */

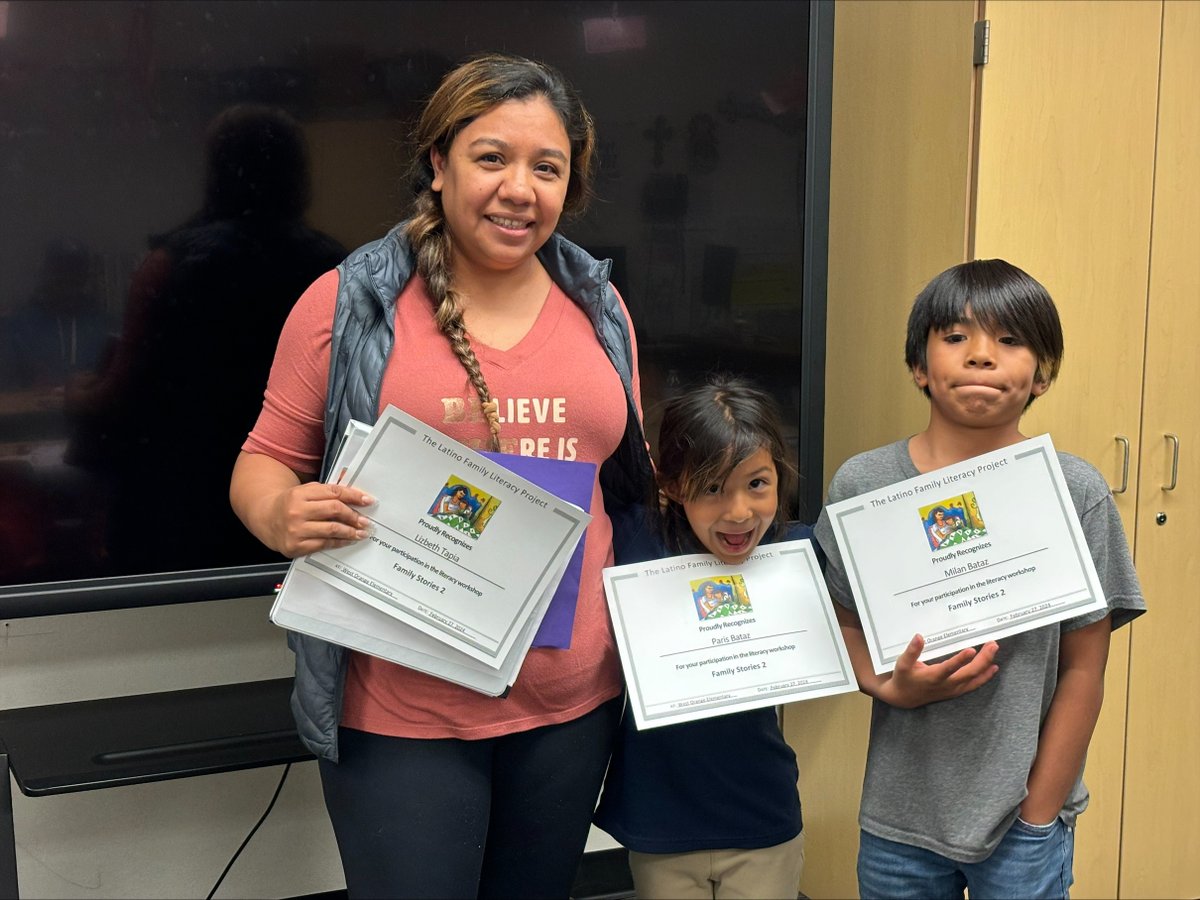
xmin=480 ymin=452 xmax=596 ymax=650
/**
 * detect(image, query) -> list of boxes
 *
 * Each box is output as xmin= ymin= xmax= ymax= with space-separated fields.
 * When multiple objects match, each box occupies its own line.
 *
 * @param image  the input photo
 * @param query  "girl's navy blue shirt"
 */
xmin=594 ymin=509 xmax=810 ymax=853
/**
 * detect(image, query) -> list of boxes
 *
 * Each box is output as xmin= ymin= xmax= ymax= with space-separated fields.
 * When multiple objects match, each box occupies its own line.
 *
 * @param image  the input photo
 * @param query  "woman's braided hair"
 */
xmin=403 ymin=53 xmax=597 ymax=450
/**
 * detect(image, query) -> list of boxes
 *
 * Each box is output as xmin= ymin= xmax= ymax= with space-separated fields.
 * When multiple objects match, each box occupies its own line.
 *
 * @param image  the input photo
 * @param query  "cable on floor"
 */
xmin=206 ymin=762 xmax=293 ymax=900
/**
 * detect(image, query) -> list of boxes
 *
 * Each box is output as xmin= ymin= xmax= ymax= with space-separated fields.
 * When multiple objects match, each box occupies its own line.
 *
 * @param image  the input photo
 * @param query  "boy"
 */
xmin=814 ymin=259 xmax=1145 ymax=899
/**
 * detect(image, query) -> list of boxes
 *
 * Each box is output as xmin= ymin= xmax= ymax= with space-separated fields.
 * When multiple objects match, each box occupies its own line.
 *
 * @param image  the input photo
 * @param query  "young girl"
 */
xmin=595 ymin=373 xmax=808 ymax=900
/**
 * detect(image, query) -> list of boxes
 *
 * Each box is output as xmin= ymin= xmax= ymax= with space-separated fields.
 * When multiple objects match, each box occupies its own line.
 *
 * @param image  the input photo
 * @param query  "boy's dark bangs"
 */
xmin=926 ymin=275 xmax=1038 ymax=346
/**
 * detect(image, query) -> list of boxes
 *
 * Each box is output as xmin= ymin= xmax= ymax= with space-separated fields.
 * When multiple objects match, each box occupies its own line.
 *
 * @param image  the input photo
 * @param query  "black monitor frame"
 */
xmin=0 ymin=563 xmax=288 ymax=619
xmin=0 ymin=0 xmax=834 ymax=619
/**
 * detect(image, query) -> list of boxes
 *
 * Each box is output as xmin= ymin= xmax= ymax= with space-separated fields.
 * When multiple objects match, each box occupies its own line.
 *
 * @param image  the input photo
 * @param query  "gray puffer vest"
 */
xmin=288 ymin=223 xmax=653 ymax=761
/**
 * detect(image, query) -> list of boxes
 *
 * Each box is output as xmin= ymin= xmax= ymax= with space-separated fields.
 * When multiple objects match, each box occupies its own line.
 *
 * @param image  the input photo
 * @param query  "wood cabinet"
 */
xmin=796 ymin=2 xmax=1198 ymax=897
xmin=789 ymin=3 xmax=977 ymax=897
xmin=1115 ymin=3 xmax=1200 ymax=896
xmin=975 ymin=3 xmax=1197 ymax=896
xmin=971 ymin=4 xmax=1159 ymax=896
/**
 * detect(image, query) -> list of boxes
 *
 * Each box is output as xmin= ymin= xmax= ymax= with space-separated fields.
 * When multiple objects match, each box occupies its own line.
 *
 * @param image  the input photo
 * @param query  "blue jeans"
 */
xmin=858 ymin=817 xmax=1075 ymax=900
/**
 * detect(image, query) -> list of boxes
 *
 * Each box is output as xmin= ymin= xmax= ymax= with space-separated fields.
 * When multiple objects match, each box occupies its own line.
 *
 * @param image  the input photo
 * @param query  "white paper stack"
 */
xmin=270 ymin=407 xmax=592 ymax=695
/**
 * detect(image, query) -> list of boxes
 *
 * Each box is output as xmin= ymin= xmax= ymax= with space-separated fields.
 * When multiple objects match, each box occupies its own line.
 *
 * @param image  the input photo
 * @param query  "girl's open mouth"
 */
xmin=718 ymin=531 xmax=754 ymax=553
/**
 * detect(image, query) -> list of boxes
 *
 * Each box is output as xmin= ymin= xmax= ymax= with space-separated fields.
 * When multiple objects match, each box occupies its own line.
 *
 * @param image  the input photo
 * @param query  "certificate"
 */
xmin=294 ymin=405 xmax=591 ymax=668
xmin=272 ymin=564 xmax=545 ymax=696
xmin=825 ymin=433 xmax=1108 ymax=674
xmin=325 ymin=421 xmax=595 ymax=649
xmin=603 ymin=539 xmax=857 ymax=730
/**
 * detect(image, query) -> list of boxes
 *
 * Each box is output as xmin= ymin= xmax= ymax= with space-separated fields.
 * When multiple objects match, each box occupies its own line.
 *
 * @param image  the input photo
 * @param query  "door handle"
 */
xmin=1163 ymin=433 xmax=1179 ymax=491
xmin=1112 ymin=436 xmax=1130 ymax=494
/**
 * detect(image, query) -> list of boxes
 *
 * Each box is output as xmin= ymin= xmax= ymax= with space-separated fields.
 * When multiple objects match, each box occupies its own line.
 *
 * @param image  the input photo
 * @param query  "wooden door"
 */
xmin=971 ymin=3 xmax=1162 ymax=897
xmin=794 ymin=2 xmax=976 ymax=897
xmin=1119 ymin=2 xmax=1200 ymax=896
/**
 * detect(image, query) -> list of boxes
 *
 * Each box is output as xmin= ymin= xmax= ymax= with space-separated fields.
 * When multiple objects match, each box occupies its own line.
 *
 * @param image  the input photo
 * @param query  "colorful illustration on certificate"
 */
xmin=690 ymin=574 xmax=751 ymax=621
xmin=427 ymin=477 xmax=501 ymax=539
xmin=918 ymin=491 xmax=987 ymax=553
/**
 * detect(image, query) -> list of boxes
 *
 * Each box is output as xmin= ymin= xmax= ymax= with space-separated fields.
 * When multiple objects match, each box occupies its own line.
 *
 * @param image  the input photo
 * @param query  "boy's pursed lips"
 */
xmin=954 ymin=380 xmax=1005 ymax=390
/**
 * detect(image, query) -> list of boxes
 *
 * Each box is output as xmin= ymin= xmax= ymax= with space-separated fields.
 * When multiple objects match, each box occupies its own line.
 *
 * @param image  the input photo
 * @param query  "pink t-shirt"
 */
xmin=245 ymin=269 xmax=638 ymax=739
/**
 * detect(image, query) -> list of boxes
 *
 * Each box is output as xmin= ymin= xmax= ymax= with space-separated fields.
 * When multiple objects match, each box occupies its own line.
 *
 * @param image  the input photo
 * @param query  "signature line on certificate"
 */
xmin=892 ymin=547 xmax=1048 ymax=597
xmin=657 ymin=630 xmax=808 ymax=659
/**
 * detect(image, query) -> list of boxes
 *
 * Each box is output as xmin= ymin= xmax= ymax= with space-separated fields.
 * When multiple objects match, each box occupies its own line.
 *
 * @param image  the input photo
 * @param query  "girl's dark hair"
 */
xmin=904 ymin=259 xmax=1064 ymax=408
xmin=656 ymin=373 xmax=797 ymax=555
xmin=402 ymin=53 xmax=597 ymax=449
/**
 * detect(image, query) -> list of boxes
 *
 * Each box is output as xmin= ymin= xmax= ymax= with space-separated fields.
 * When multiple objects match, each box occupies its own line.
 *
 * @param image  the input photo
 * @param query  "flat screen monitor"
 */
xmin=0 ymin=0 xmax=832 ymax=617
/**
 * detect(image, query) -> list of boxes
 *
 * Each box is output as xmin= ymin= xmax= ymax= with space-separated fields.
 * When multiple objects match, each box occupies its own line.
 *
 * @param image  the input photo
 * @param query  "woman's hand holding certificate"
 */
xmin=293 ymin=405 xmax=591 ymax=670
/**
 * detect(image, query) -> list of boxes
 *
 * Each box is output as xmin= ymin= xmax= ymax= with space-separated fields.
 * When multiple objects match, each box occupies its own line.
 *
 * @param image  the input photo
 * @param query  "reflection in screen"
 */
xmin=0 ymin=0 xmax=811 ymax=595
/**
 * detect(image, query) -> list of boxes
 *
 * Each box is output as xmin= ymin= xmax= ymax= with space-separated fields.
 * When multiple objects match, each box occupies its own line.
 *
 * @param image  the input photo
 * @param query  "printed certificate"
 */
xmin=603 ymin=540 xmax=856 ymax=729
xmin=272 ymin=563 xmax=550 ymax=696
xmin=825 ymin=433 xmax=1108 ymax=674
xmin=294 ymin=405 xmax=591 ymax=668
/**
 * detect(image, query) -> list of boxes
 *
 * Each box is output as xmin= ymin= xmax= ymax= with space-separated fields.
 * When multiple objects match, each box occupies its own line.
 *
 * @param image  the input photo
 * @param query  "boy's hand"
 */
xmin=835 ymin=606 xmax=999 ymax=708
xmin=877 ymin=634 xmax=1000 ymax=709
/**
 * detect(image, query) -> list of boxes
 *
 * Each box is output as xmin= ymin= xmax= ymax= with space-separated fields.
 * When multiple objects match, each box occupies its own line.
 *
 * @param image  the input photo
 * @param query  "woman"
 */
xmin=230 ymin=54 xmax=652 ymax=898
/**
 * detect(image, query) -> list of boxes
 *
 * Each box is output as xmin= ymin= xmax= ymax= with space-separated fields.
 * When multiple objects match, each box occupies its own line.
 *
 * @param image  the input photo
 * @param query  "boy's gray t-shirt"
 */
xmin=814 ymin=438 xmax=1145 ymax=864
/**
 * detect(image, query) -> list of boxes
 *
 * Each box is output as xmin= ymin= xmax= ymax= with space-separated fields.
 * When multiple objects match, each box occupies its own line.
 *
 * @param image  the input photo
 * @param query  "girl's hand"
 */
xmin=263 ymin=481 xmax=376 ymax=558
xmin=877 ymin=634 xmax=1000 ymax=709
